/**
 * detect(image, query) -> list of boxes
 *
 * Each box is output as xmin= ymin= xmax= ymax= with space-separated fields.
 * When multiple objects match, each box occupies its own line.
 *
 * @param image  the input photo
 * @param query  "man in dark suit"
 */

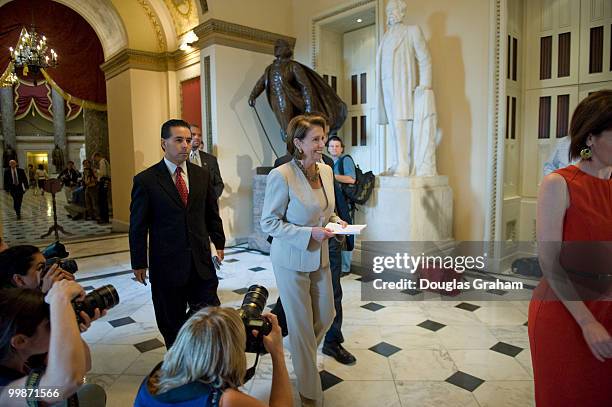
xmin=129 ymin=119 xmax=225 ymax=348
xmin=188 ymin=124 xmax=224 ymax=199
xmin=3 ymin=160 xmax=28 ymax=219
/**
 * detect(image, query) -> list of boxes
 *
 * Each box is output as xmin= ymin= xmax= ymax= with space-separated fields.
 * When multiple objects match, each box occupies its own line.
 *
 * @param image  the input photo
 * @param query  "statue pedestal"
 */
xmin=248 ymin=167 xmax=273 ymax=253
xmin=356 ymin=175 xmax=453 ymax=242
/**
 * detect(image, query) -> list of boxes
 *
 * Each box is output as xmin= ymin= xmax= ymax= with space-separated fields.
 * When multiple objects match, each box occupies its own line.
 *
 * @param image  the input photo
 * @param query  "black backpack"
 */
xmin=338 ymin=155 xmax=375 ymax=206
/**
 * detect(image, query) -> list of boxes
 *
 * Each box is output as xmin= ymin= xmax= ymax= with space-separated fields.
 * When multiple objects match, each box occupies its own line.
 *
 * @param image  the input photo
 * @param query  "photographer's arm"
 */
xmin=0 ymin=281 xmax=89 ymax=406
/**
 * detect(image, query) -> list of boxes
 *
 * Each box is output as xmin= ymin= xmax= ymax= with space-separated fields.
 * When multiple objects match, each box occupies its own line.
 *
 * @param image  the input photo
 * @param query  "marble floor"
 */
xmin=59 ymin=236 xmax=535 ymax=407
xmin=1 ymin=186 xmax=113 ymax=247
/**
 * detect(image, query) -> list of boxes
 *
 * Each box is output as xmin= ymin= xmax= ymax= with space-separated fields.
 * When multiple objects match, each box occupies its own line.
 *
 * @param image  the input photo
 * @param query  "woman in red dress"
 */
xmin=529 ymin=90 xmax=612 ymax=406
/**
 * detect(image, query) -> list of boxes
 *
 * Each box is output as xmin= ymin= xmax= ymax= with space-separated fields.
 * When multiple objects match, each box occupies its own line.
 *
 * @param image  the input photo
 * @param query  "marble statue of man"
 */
xmin=377 ymin=0 xmax=439 ymax=176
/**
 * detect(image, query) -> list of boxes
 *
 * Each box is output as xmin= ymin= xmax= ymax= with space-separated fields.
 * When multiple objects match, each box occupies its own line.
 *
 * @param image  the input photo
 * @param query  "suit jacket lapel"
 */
xmin=155 ymin=160 xmax=184 ymax=208
xmin=186 ymin=162 xmax=202 ymax=210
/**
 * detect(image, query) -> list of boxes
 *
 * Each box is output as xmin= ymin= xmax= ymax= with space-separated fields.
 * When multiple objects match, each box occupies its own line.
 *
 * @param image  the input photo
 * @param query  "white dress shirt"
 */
xmin=164 ymin=158 xmax=190 ymax=192
xmin=189 ymin=150 xmax=202 ymax=167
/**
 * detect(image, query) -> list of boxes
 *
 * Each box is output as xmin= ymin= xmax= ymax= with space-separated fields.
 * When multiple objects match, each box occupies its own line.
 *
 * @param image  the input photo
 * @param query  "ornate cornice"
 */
xmin=192 ymin=19 xmax=296 ymax=55
xmin=136 ymin=0 xmax=168 ymax=52
xmin=100 ymin=48 xmax=200 ymax=79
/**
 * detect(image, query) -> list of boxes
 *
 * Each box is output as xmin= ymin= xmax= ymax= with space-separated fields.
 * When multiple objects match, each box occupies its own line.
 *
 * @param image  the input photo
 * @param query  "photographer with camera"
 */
xmin=0 ymin=245 xmax=111 ymax=333
xmin=0 ymin=245 xmax=74 ymax=293
xmin=0 ymin=282 xmax=106 ymax=406
xmin=135 ymin=306 xmax=291 ymax=407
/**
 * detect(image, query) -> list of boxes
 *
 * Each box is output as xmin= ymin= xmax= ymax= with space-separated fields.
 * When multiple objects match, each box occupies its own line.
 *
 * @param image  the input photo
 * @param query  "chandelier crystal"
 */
xmin=9 ymin=26 xmax=58 ymax=78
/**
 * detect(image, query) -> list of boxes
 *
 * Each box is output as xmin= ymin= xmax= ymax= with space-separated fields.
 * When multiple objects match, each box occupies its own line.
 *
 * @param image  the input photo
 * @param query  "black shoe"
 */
xmin=322 ymin=343 xmax=356 ymax=365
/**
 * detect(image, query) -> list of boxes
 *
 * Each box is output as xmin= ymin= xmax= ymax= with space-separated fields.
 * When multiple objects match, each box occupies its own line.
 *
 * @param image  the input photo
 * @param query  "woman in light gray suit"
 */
xmin=261 ymin=115 xmax=347 ymax=407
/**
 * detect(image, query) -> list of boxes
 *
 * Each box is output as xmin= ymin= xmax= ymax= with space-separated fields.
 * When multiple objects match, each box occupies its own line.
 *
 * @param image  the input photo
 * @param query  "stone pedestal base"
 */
xmin=248 ymin=169 xmax=273 ymax=253
xmin=356 ymin=175 xmax=453 ymax=242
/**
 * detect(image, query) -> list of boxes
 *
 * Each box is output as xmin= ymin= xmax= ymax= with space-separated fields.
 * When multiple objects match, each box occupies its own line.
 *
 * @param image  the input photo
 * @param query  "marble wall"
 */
xmin=84 ymin=108 xmax=110 ymax=161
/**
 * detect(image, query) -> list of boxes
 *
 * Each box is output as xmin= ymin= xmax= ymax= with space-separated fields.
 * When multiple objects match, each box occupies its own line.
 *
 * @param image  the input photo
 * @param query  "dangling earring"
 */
xmin=580 ymin=146 xmax=592 ymax=160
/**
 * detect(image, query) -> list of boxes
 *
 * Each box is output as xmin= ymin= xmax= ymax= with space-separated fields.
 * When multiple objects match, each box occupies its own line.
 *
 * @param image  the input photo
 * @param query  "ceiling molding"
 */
xmin=100 ymin=48 xmax=200 ymax=79
xmin=192 ymin=18 xmax=296 ymax=55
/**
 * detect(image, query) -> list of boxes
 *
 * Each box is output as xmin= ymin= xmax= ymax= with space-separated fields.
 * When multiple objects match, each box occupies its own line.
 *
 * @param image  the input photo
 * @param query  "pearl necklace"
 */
xmin=295 ymin=159 xmax=319 ymax=182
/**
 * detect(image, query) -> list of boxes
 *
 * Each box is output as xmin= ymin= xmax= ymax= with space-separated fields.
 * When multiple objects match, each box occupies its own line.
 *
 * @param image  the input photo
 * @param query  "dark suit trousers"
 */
xmin=271 ymin=238 xmax=345 ymax=344
xmin=10 ymin=189 xmax=24 ymax=216
xmin=151 ymin=260 xmax=220 ymax=348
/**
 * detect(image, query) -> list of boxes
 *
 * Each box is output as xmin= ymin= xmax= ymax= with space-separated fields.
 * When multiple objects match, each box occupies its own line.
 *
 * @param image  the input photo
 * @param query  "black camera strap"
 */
xmin=244 ymin=351 xmax=261 ymax=383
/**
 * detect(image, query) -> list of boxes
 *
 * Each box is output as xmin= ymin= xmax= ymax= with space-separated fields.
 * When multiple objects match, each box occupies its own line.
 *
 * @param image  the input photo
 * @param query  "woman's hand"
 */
xmin=45 ymin=279 xmax=85 ymax=305
xmin=581 ymin=320 xmax=612 ymax=361
xmin=257 ymin=313 xmax=284 ymax=358
xmin=311 ymin=227 xmax=335 ymax=242
xmin=78 ymin=308 xmax=107 ymax=333
xmin=41 ymin=263 xmax=75 ymax=293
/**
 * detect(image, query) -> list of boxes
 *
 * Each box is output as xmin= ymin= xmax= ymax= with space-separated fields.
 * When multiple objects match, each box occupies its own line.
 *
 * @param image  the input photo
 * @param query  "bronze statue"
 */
xmin=249 ymin=39 xmax=347 ymax=141
xmin=52 ymin=144 xmax=65 ymax=172
xmin=3 ymin=144 xmax=17 ymax=168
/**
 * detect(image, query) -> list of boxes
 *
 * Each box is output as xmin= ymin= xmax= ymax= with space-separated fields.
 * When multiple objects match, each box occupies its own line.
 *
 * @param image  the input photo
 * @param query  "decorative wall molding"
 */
xmin=192 ymin=19 xmax=296 ymax=55
xmin=100 ymin=48 xmax=200 ymax=79
xmin=136 ymin=0 xmax=168 ymax=52
xmin=485 ymin=0 xmax=506 ymax=243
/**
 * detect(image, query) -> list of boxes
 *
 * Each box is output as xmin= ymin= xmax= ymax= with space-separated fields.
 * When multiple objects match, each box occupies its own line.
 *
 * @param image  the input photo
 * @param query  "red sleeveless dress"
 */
xmin=528 ymin=165 xmax=612 ymax=406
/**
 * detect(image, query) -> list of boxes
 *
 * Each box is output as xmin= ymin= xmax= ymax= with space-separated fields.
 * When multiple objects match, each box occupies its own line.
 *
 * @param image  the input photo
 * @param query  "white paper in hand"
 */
xmin=325 ymin=223 xmax=367 ymax=235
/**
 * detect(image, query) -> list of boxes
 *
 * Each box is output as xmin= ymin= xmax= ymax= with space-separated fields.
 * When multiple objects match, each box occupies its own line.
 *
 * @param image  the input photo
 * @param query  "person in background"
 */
xmin=92 ymin=152 xmax=111 ymax=224
xmin=326 ymin=136 xmax=356 ymax=275
xmin=135 ymin=307 xmax=291 ymax=407
xmin=58 ymin=161 xmax=81 ymax=203
xmin=34 ymin=164 xmax=48 ymax=196
xmin=542 ymin=135 xmax=578 ymax=176
xmin=528 ymin=90 xmax=612 ymax=406
xmin=82 ymin=159 xmax=99 ymax=221
xmin=3 ymin=160 xmax=28 ymax=220
xmin=0 ymin=284 xmax=106 ymax=406
xmin=27 ymin=164 xmax=36 ymax=194
xmin=189 ymin=124 xmax=224 ymax=199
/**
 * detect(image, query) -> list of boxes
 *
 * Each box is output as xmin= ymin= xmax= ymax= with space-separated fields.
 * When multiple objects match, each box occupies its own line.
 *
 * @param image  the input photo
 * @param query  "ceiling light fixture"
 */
xmin=356 ymin=18 xmax=363 ymax=23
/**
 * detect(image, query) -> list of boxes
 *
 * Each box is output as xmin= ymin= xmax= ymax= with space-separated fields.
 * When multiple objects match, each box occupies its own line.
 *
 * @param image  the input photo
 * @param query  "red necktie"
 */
xmin=175 ymin=166 xmax=188 ymax=206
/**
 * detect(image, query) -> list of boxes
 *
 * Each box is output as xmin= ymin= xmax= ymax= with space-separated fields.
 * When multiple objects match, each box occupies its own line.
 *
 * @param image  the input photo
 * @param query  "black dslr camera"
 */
xmin=238 ymin=285 xmax=272 ymax=353
xmin=73 ymin=284 xmax=120 ymax=323
xmin=41 ymin=241 xmax=78 ymax=274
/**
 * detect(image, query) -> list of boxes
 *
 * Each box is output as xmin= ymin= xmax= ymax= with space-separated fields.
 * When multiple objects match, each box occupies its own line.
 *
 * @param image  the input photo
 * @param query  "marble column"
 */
xmin=52 ymin=89 xmax=67 ymax=162
xmin=0 ymin=87 xmax=16 ymax=152
xmin=83 ymin=108 xmax=109 ymax=161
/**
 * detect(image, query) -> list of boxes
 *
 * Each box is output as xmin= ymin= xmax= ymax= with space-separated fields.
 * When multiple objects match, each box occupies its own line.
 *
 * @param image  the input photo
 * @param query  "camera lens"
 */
xmin=74 ymin=284 xmax=120 ymax=321
xmin=240 ymin=285 xmax=269 ymax=318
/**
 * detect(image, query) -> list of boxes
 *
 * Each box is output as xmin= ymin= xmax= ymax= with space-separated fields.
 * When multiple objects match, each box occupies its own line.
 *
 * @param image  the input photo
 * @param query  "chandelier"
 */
xmin=9 ymin=26 xmax=58 ymax=79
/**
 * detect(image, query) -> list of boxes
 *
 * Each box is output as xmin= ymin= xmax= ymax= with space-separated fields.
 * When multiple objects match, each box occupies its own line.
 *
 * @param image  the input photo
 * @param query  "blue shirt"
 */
xmin=332 ymin=155 xmax=356 ymax=179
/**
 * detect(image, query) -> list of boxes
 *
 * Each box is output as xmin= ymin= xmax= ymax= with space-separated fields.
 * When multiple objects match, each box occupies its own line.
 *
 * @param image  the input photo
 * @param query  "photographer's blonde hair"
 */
xmin=151 ymin=307 xmax=247 ymax=394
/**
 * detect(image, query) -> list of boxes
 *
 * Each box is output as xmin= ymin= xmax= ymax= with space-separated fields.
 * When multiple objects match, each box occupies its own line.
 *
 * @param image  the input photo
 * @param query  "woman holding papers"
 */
xmin=261 ymin=114 xmax=347 ymax=407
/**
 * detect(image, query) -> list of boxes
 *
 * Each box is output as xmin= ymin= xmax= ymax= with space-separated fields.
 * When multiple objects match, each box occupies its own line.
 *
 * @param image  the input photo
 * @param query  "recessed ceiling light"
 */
xmin=356 ymin=18 xmax=363 ymax=23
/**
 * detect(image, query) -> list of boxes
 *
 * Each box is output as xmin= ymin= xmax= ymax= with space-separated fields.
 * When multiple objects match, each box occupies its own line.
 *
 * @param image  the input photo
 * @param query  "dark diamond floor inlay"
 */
xmin=417 ymin=319 xmax=446 ymax=332
xmin=445 ymin=371 xmax=485 ymax=392
xmin=319 ymin=370 xmax=343 ymax=391
xmin=490 ymin=341 xmax=523 ymax=357
xmin=455 ymin=302 xmax=480 ymax=312
xmin=232 ymin=287 xmax=248 ymax=295
xmin=369 ymin=341 xmax=402 ymax=357
xmin=108 ymin=316 xmax=136 ymax=328
xmin=224 ymin=258 xmax=239 ymax=263
xmin=486 ymin=288 xmax=508 ymax=296
xmin=249 ymin=266 xmax=266 ymax=272
xmin=134 ymin=338 xmax=165 ymax=353
xmin=361 ymin=302 xmax=386 ymax=312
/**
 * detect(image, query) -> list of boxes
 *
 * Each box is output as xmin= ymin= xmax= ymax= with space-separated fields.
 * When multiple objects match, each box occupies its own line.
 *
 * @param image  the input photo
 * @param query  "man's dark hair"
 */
xmin=326 ymin=135 xmax=344 ymax=148
xmin=161 ymin=119 xmax=192 ymax=140
xmin=0 ymin=288 xmax=48 ymax=362
xmin=0 ymin=245 xmax=40 ymax=287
